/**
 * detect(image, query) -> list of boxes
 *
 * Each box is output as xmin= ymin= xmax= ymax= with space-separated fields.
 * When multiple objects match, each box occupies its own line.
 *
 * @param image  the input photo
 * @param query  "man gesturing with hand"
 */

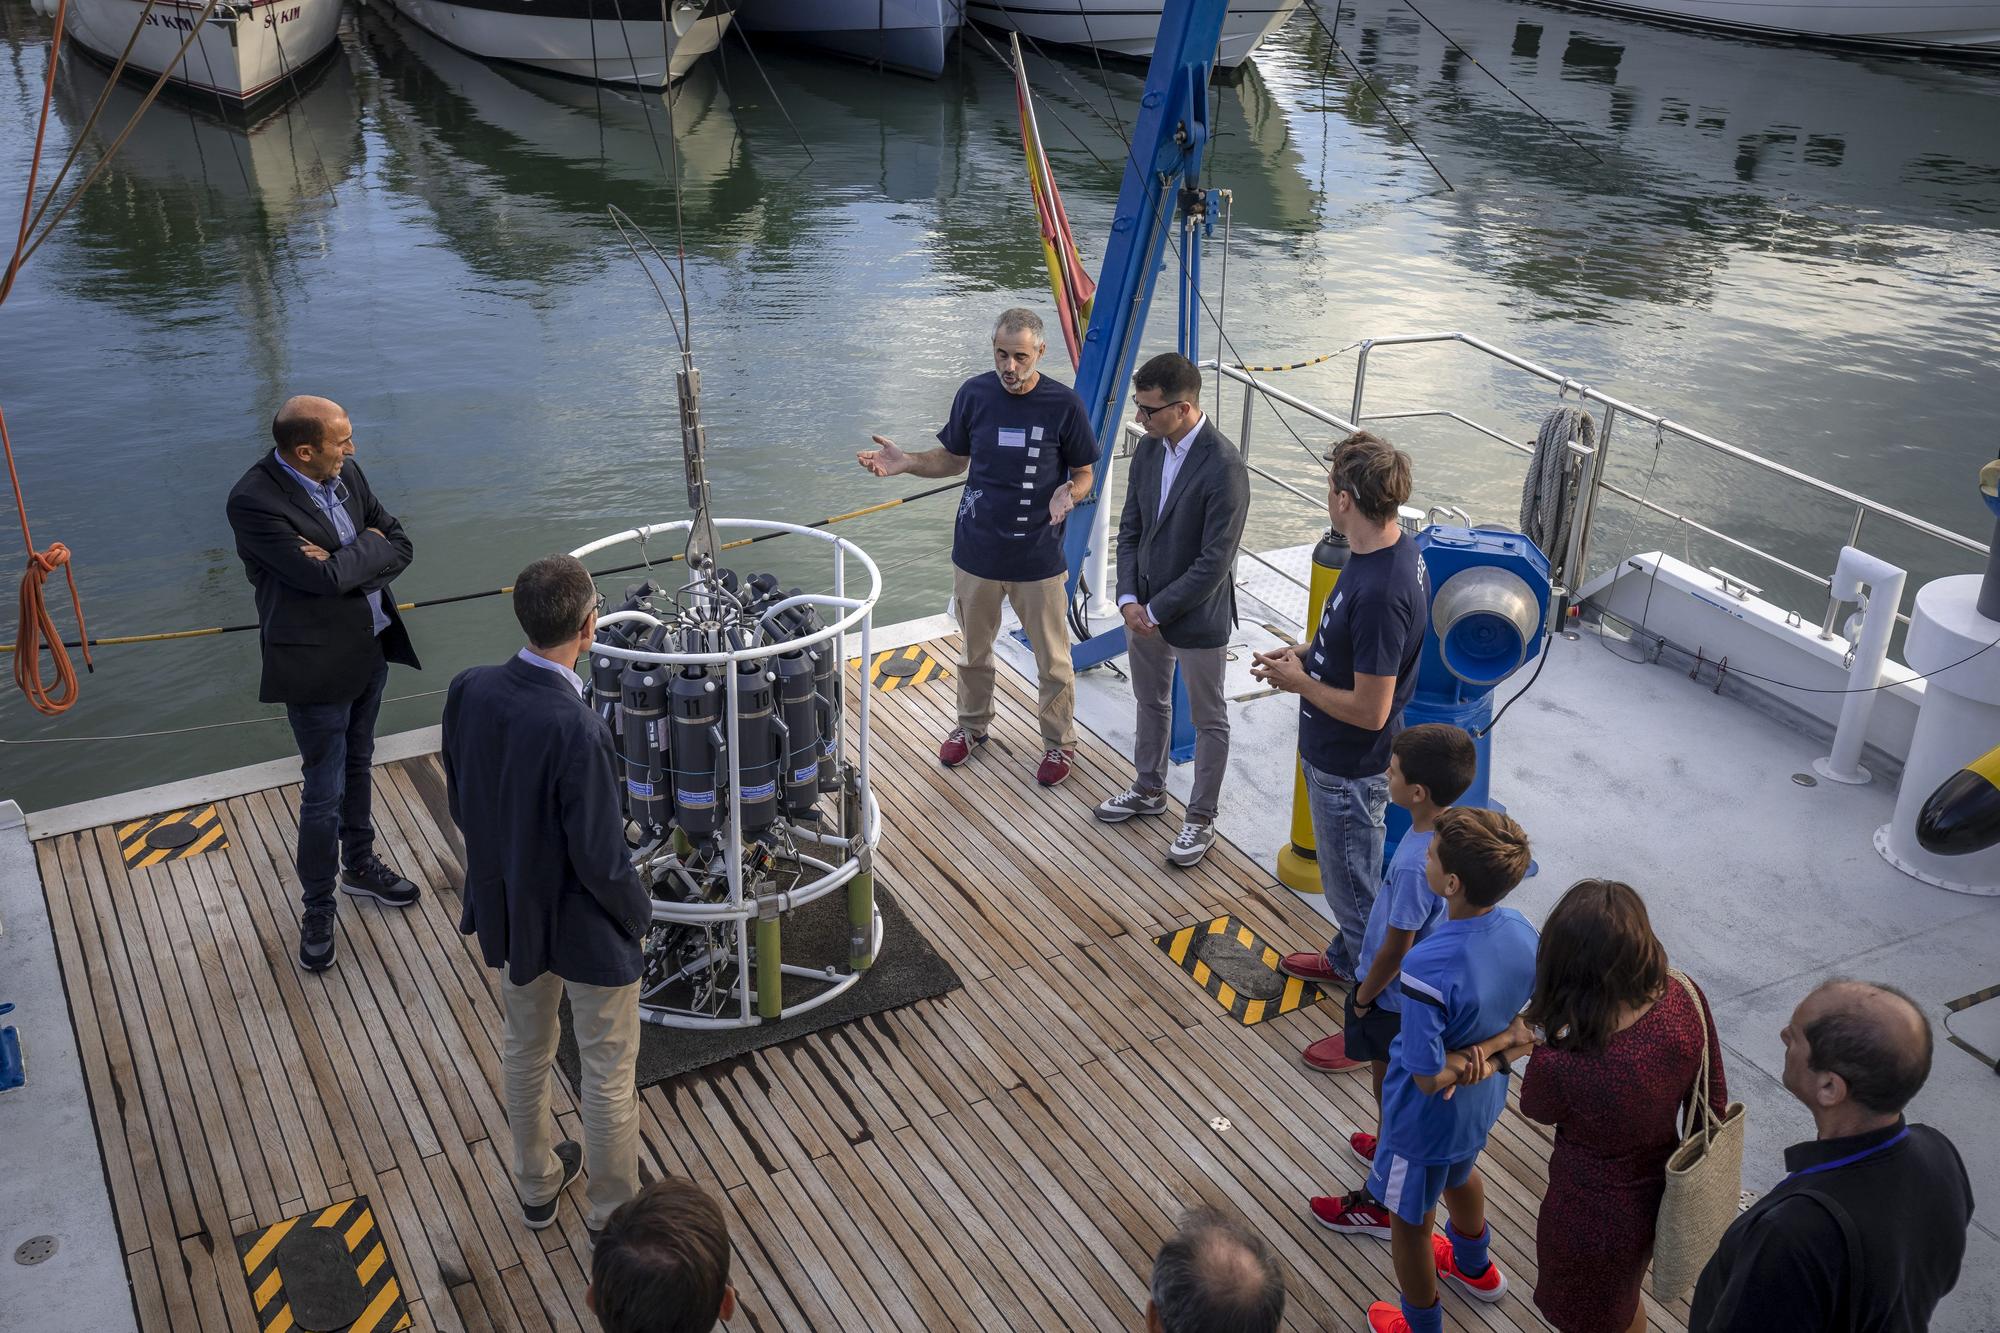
xmin=858 ymin=308 xmax=1098 ymax=788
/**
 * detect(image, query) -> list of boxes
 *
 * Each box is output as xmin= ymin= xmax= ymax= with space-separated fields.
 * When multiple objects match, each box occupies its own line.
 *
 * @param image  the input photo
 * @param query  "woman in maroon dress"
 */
xmin=1513 ymin=880 xmax=1728 ymax=1333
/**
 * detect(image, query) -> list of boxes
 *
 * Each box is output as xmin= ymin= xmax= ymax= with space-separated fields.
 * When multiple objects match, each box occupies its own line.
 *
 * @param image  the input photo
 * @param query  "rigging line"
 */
xmin=17 ymin=0 xmax=236 ymax=270
xmin=725 ymin=16 xmax=813 ymax=162
xmin=4 ymin=481 xmax=970 ymax=653
xmin=1396 ymin=0 xmax=1601 ymax=164
xmin=264 ymin=0 xmax=341 ymax=204
xmin=1300 ymin=0 xmax=1453 ymax=192
xmin=607 ymin=0 xmax=671 ymax=180
xmin=2 ymin=0 xmax=169 ymax=301
xmin=964 ymin=23 xmax=1117 ymax=174
xmin=1070 ymin=0 xmax=1127 ymax=140
xmin=0 ymin=688 xmax=451 ymax=745
xmin=587 ymin=0 xmax=606 ymax=163
xmin=186 ymin=14 xmax=252 ymax=194
xmin=969 ymin=7 xmax=1129 ymax=155
xmin=658 ymin=0 xmax=691 ymax=357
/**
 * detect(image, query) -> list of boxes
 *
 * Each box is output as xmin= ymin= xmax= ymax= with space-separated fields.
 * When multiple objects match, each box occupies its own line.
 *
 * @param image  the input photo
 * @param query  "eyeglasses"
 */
xmin=1134 ymin=400 xmax=1189 ymax=422
xmin=308 ymin=476 xmax=350 ymax=511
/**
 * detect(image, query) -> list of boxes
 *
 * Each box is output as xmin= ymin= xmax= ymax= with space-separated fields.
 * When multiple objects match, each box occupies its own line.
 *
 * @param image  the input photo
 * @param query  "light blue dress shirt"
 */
xmin=514 ymin=647 xmax=585 ymax=697
xmin=273 ymin=451 xmax=391 ymax=636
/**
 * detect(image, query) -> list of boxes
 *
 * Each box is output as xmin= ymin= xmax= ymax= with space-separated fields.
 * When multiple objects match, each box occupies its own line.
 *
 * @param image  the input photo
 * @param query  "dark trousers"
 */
xmin=284 ymin=649 xmax=389 ymax=910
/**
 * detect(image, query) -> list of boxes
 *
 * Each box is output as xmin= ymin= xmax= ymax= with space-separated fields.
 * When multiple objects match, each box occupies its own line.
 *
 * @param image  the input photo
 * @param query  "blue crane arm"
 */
xmin=1060 ymin=0 xmax=1231 ymax=657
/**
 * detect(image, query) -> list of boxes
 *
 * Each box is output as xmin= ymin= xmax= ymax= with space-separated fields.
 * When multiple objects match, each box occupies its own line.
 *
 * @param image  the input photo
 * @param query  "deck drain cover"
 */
xmin=1792 ymin=772 xmax=1819 ymax=787
xmin=1156 ymin=915 xmax=1328 ymax=1025
xmin=14 ymin=1235 xmax=56 ymax=1265
xmin=145 ymin=821 xmax=202 ymax=850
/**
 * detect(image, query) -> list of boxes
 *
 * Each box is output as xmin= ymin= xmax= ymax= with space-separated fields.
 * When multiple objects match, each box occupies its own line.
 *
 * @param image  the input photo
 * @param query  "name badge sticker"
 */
xmin=997 ymin=428 xmax=1028 ymax=449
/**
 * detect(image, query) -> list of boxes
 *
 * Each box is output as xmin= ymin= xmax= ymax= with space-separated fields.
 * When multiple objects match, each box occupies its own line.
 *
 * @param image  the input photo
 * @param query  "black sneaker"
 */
xmin=522 ymin=1140 xmax=583 ymax=1230
xmin=340 ymin=854 xmax=420 ymax=907
xmin=298 ymin=905 xmax=337 ymax=972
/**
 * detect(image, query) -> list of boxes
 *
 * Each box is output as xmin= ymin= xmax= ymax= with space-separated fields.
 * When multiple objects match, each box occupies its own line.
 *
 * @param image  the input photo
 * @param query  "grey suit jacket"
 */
xmin=1114 ymin=418 xmax=1250 ymax=650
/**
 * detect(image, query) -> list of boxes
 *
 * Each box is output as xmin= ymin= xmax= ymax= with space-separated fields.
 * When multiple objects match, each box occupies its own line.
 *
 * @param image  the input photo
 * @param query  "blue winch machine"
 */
xmin=1384 ymin=526 xmax=1553 ymax=861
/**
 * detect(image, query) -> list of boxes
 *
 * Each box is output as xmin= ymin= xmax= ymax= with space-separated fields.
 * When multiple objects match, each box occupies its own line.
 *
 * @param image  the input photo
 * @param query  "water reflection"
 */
xmin=46 ymin=42 xmax=362 ymax=316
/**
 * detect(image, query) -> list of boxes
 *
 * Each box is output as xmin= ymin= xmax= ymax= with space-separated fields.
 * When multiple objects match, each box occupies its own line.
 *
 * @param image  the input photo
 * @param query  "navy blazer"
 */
xmin=442 ymin=656 xmax=652 ymax=987
xmin=225 ymin=453 xmax=420 ymax=705
xmin=1114 ymin=418 xmax=1251 ymax=650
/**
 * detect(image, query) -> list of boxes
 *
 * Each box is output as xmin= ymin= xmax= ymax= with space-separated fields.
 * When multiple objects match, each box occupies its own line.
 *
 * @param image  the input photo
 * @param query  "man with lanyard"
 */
xmin=858 ymin=307 xmax=1098 ymax=787
xmin=227 ymin=395 xmax=422 ymax=972
xmin=1251 ymin=431 xmax=1426 ymax=989
xmin=1691 ymin=979 xmax=1972 ymax=1332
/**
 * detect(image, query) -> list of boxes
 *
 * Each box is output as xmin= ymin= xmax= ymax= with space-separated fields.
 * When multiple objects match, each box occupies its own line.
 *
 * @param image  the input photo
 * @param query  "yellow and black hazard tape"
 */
xmin=1944 ymin=982 xmax=2000 ymax=1075
xmin=1228 ymin=342 xmax=1363 ymax=375
xmin=235 ymin=1195 xmax=409 ymax=1333
xmin=856 ymin=644 xmax=948 ymax=691
xmin=1156 ymin=914 xmax=1326 ymax=1025
xmin=117 ymin=804 xmax=228 ymax=869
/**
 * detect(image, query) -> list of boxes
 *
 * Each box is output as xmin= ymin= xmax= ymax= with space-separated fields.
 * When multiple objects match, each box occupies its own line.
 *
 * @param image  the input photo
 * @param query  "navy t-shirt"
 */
xmin=1298 ymin=534 xmax=1427 ymax=778
xmin=938 ymin=371 xmax=1098 ymax=582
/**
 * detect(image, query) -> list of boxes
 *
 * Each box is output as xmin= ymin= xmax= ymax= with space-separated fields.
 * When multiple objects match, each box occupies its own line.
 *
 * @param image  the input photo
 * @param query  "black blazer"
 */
xmin=225 ymin=453 xmax=419 ymax=705
xmin=1114 ymin=418 xmax=1251 ymax=650
xmin=442 ymin=657 xmax=652 ymax=987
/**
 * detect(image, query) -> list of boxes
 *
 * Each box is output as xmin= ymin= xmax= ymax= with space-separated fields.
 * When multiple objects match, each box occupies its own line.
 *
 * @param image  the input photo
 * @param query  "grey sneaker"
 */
xmin=1167 ymin=820 xmax=1218 ymax=867
xmin=298 ymin=903 xmax=337 ymax=972
xmin=1096 ymin=786 xmax=1168 ymax=823
xmin=522 ymin=1140 xmax=583 ymax=1230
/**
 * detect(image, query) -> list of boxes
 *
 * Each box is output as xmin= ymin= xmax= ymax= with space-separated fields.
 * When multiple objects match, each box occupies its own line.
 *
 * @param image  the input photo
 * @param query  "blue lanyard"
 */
xmin=1783 ymin=1127 xmax=1909 ymax=1184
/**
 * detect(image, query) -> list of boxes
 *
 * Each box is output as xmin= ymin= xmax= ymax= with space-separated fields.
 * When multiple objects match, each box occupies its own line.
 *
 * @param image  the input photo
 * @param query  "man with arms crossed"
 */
xmin=1095 ymin=352 xmax=1249 ymax=867
xmin=1252 ymin=432 xmax=1426 ymax=991
xmin=858 ymin=307 xmax=1099 ymax=787
xmin=226 ymin=394 xmax=421 ymax=973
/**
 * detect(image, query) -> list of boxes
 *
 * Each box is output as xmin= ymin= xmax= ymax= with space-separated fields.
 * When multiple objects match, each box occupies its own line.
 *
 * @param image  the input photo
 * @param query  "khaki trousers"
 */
xmin=953 ymin=566 xmax=1077 ymax=748
xmin=501 ymin=971 xmax=641 ymax=1230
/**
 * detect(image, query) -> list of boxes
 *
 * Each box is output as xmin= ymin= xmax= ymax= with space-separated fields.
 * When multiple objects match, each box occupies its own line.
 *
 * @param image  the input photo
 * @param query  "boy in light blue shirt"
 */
xmin=1358 ymin=806 xmax=1537 ymax=1333
xmin=1302 ymin=724 xmax=1479 ymax=1239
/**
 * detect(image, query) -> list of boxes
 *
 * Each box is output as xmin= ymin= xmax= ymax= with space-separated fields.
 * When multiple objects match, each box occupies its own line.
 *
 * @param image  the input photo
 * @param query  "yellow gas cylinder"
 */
xmin=1917 ymin=743 xmax=2000 ymax=856
xmin=1276 ymin=529 xmax=1350 ymax=895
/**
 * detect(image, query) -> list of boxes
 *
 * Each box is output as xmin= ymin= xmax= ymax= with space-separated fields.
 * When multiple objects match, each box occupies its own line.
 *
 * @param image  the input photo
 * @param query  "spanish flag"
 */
xmin=1011 ymin=34 xmax=1095 ymax=370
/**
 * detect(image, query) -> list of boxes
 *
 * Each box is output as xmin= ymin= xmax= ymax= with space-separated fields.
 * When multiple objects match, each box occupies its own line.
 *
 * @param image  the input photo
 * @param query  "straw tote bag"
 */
xmin=1650 ymin=971 xmax=1747 ymax=1302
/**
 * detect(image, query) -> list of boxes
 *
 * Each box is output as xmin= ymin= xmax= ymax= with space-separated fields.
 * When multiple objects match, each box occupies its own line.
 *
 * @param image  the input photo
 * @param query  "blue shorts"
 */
xmin=1367 ymin=1148 xmax=1481 ymax=1226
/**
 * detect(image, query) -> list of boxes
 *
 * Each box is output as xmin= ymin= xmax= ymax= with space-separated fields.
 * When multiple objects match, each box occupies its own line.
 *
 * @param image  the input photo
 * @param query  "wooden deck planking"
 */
xmin=33 ymin=633 xmax=1690 ymax=1332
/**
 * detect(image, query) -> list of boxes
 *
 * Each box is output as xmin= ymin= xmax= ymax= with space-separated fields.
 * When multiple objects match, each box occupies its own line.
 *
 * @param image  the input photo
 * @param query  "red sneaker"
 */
xmin=1035 ymin=747 xmax=1074 ymax=787
xmin=1310 ymin=1190 xmax=1392 ymax=1239
xmin=1432 ymin=1231 xmax=1508 ymax=1302
xmin=1366 ymin=1300 xmax=1423 ymax=1332
xmin=938 ymin=727 xmax=986 ymax=768
xmin=1303 ymin=1032 xmax=1367 ymax=1074
xmin=1279 ymin=952 xmax=1354 ymax=986
xmin=1349 ymin=1131 xmax=1378 ymax=1167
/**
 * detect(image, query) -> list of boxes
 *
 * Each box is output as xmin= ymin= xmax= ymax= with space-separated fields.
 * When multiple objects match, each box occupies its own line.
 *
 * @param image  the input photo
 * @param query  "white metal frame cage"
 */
xmin=568 ymin=518 xmax=883 ymax=1030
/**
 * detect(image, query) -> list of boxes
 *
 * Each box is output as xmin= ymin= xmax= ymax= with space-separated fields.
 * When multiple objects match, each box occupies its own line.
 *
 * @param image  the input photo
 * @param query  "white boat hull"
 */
xmin=377 ymin=0 xmax=731 ymax=86
xmin=59 ymin=0 xmax=344 ymax=103
xmin=966 ymin=1 xmax=1303 ymax=68
xmin=1551 ymin=0 xmax=2000 ymax=52
xmin=732 ymin=0 xmax=966 ymax=77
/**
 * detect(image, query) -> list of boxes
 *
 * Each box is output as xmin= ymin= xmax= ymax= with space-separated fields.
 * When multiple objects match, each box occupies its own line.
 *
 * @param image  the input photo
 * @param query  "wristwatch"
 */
xmin=1491 ymin=1052 xmax=1512 ymax=1076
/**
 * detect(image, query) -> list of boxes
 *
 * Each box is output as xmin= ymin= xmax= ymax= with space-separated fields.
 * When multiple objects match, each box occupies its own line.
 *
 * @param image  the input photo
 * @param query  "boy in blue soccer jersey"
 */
xmin=1357 ymin=806 xmax=1537 ymax=1333
xmin=1305 ymin=724 xmax=1480 ymax=1238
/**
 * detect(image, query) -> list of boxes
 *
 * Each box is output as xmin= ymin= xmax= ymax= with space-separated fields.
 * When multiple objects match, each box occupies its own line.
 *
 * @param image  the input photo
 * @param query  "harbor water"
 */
xmin=1 ymin=0 xmax=1996 ymax=809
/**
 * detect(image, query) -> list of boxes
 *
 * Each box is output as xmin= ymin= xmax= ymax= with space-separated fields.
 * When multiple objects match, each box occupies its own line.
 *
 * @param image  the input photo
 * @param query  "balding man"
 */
xmin=227 ymin=395 xmax=421 ymax=972
xmin=1691 ymin=979 xmax=1973 ymax=1333
xmin=1146 ymin=1207 xmax=1285 ymax=1333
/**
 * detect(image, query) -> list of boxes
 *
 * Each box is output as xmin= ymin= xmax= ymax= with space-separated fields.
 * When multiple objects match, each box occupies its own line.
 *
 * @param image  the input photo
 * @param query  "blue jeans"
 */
xmin=284 ymin=652 xmax=389 ymax=910
xmin=1302 ymin=758 xmax=1388 ymax=976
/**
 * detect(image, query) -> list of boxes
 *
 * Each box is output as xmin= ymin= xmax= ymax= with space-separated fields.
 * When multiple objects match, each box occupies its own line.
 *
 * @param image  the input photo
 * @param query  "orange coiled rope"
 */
xmin=3 ymin=0 xmax=92 ymax=714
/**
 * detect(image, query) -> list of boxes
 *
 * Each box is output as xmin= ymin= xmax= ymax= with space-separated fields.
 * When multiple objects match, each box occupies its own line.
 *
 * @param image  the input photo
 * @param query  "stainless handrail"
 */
xmin=1200 ymin=334 xmax=1987 ymax=632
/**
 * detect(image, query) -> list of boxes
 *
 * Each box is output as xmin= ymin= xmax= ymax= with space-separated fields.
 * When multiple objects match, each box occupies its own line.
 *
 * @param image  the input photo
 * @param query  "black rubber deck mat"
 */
xmin=556 ymin=883 xmax=960 ymax=1090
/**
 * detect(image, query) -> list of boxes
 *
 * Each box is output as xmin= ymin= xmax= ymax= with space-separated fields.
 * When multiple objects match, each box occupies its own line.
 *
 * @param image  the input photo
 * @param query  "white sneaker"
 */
xmin=1167 ymin=820 xmax=1217 ymax=866
xmin=1095 ymin=786 xmax=1168 ymax=823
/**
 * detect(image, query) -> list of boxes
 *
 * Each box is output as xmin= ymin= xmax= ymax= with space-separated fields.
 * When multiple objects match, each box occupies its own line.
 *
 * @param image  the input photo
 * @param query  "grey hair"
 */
xmin=1149 ymin=1208 xmax=1285 ymax=1333
xmin=992 ymin=307 xmax=1046 ymax=346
